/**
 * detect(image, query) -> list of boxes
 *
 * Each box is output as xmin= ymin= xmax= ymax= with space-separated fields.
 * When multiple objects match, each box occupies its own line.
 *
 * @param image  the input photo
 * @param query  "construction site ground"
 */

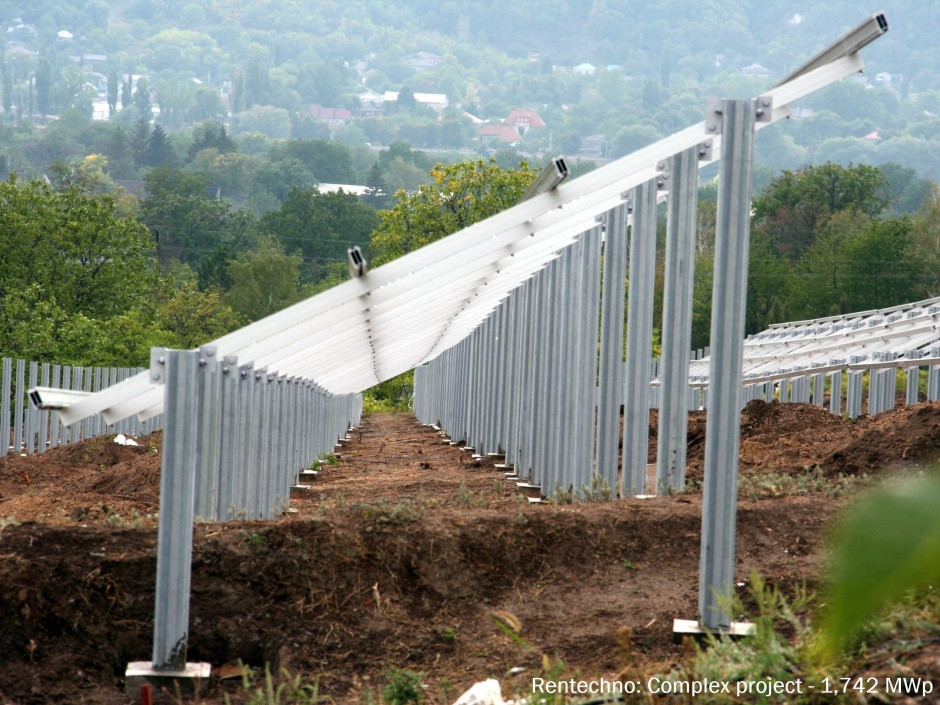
xmin=0 ymin=399 xmax=938 ymax=704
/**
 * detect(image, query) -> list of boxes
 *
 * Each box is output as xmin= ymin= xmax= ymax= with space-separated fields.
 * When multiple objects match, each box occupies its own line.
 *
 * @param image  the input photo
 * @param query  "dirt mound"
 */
xmin=0 ymin=409 xmax=938 ymax=703
xmin=0 ymin=496 xmax=832 ymax=704
xmin=0 ymin=434 xmax=161 ymax=526
xmin=684 ymin=400 xmax=940 ymax=479
xmin=822 ymin=402 xmax=940 ymax=474
xmin=739 ymin=398 xmax=847 ymax=438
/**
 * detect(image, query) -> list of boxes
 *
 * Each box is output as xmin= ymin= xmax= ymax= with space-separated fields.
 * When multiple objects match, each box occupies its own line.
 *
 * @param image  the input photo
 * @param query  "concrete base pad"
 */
xmin=125 ymin=661 xmax=210 ymax=699
xmin=494 ymin=463 xmax=513 ymax=470
xmin=298 ymin=470 xmax=318 ymax=481
xmin=289 ymin=484 xmax=311 ymax=496
xmin=673 ymin=619 xmax=755 ymax=643
xmin=526 ymin=496 xmax=545 ymax=504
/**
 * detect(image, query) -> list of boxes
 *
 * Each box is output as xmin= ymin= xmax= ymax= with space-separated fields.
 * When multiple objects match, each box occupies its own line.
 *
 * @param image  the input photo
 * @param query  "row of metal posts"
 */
xmin=415 ymin=98 xmax=940 ymax=630
xmin=148 ymin=346 xmax=362 ymax=671
xmin=730 ymin=346 xmax=940 ymax=418
xmin=415 ymin=229 xmax=603 ymax=497
xmin=2 ymin=358 xmax=154 ymax=456
xmin=416 ymin=167 xmax=713 ymax=504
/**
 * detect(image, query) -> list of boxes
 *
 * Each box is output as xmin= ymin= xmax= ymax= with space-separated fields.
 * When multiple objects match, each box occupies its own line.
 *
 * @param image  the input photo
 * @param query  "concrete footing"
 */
xmin=672 ymin=618 xmax=755 ymax=642
xmin=125 ymin=661 xmax=210 ymax=701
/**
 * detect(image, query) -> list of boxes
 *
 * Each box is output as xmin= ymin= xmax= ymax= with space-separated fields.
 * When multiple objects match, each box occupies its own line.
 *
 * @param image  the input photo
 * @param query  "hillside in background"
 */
xmin=0 ymin=0 xmax=937 ymax=174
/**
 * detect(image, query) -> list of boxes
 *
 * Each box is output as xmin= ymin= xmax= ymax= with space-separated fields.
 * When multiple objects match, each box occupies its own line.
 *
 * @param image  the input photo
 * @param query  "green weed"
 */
xmin=381 ymin=668 xmax=424 ymax=705
xmin=223 ymin=661 xmax=322 ymax=705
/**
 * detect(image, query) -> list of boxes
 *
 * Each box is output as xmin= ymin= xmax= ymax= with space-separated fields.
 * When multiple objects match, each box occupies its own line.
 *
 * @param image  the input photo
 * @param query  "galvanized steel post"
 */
xmin=657 ymin=147 xmax=699 ymax=494
xmin=699 ymin=98 xmax=756 ymax=631
xmin=150 ymin=348 xmax=200 ymax=671
xmin=623 ymin=180 xmax=658 ymax=496
xmin=596 ymin=203 xmax=630 ymax=495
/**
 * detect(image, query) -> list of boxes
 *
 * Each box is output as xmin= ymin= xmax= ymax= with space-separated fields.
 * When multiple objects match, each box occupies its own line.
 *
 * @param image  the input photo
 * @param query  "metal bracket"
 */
xmin=755 ymin=95 xmax=773 ymax=122
xmin=347 ymin=245 xmax=368 ymax=277
xmin=150 ymin=347 xmax=168 ymax=384
xmin=221 ymin=355 xmax=238 ymax=375
xmin=197 ymin=345 xmax=217 ymax=370
xmin=698 ymin=139 xmax=714 ymax=161
xmin=705 ymin=98 xmax=723 ymax=134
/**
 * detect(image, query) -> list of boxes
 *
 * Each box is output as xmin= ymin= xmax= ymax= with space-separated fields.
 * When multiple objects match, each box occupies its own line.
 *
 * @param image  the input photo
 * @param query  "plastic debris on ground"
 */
xmin=453 ymin=679 xmax=506 ymax=705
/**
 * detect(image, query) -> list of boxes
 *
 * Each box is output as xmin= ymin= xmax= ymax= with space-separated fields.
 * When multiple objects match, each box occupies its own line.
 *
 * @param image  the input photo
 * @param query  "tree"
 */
xmin=364 ymin=161 xmax=390 ymax=209
xmin=230 ymin=105 xmax=291 ymax=139
xmin=144 ymin=124 xmax=176 ymax=167
xmin=225 ymin=236 xmax=303 ymax=321
xmin=839 ymin=217 xmax=922 ymax=312
xmin=370 ymin=158 xmax=537 ymax=265
xmin=133 ymin=76 xmax=153 ymax=118
xmin=187 ymin=121 xmax=237 ymax=161
xmin=140 ymin=167 xmax=256 ymax=271
xmin=910 ymin=183 xmax=940 ymax=296
xmin=268 ymin=139 xmax=357 ymax=184
xmin=131 ymin=118 xmax=151 ymax=166
xmin=261 ymin=188 xmax=379 ymax=281
xmin=245 ymin=45 xmax=271 ymax=108
xmin=0 ymin=175 xmax=158 ymax=358
xmin=157 ymin=280 xmax=243 ymax=349
xmin=190 ymin=87 xmax=225 ymax=123
xmin=121 ymin=75 xmax=132 ymax=109
xmin=107 ymin=68 xmax=118 ymax=116
xmin=752 ymin=162 xmax=890 ymax=260
xmin=104 ymin=125 xmax=135 ymax=179
xmin=35 ymin=58 xmax=51 ymax=117
xmin=0 ymin=55 xmax=11 ymax=117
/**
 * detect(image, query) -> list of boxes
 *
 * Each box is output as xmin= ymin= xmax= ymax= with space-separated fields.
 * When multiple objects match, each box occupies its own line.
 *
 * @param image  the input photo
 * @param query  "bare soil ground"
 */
xmin=0 ymin=401 xmax=938 ymax=705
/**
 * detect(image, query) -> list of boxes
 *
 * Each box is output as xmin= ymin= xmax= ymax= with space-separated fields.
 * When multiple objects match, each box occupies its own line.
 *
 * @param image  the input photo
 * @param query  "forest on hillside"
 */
xmin=0 ymin=0 xmax=938 ymax=173
xmin=0 ymin=1 xmax=938 ymax=391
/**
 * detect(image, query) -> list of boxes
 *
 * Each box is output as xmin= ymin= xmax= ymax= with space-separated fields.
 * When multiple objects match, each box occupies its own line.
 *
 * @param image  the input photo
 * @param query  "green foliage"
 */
xmin=752 ymin=162 xmax=890 ymax=261
xmin=0 ymin=175 xmax=164 ymax=363
xmin=224 ymin=236 xmax=304 ymax=321
xmin=381 ymin=669 xmax=424 ymax=705
xmin=140 ymin=166 xmax=257 ymax=272
xmin=224 ymin=661 xmax=322 ymax=705
xmin=684 ymin=573 xmax=818 ymax=693
xmin=579 ymin=473 xmax=613 ymax=502
xmin=260 ymin=188 xmax=379 ymax=282
xmin=156 ymin=279 xmax=244 ymax=349
xmin=268 ymin=139 xmax=356 ymax=184
xmin=370 ymin=159 xmax=537 ymax=265
xmin=362 ymin=370 xmax=414 ymax=413
xmin=820 ymin=472 xmax=940 ymax=656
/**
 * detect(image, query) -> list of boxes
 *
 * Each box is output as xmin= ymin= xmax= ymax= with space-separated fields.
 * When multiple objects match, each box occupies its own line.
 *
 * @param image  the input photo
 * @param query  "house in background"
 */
xmin=741 ymin=62 xmax=773 ymax=78
xmin=358 ymin=90 xmax=385 ymax=118
xmin=505 ymin=108 xmax=545 ymax=135
xmin=311 ymin=105 xmax=352 ymax=126
xmin=478 ymin=108 xmax=546 ymax=146
xmin=382 ymin=91 xmax=449 ymax=113
xmin=478 ymin=124 xmax=523 ymax=146
xmin=407 ymin=52 xmax=442 ymax=70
